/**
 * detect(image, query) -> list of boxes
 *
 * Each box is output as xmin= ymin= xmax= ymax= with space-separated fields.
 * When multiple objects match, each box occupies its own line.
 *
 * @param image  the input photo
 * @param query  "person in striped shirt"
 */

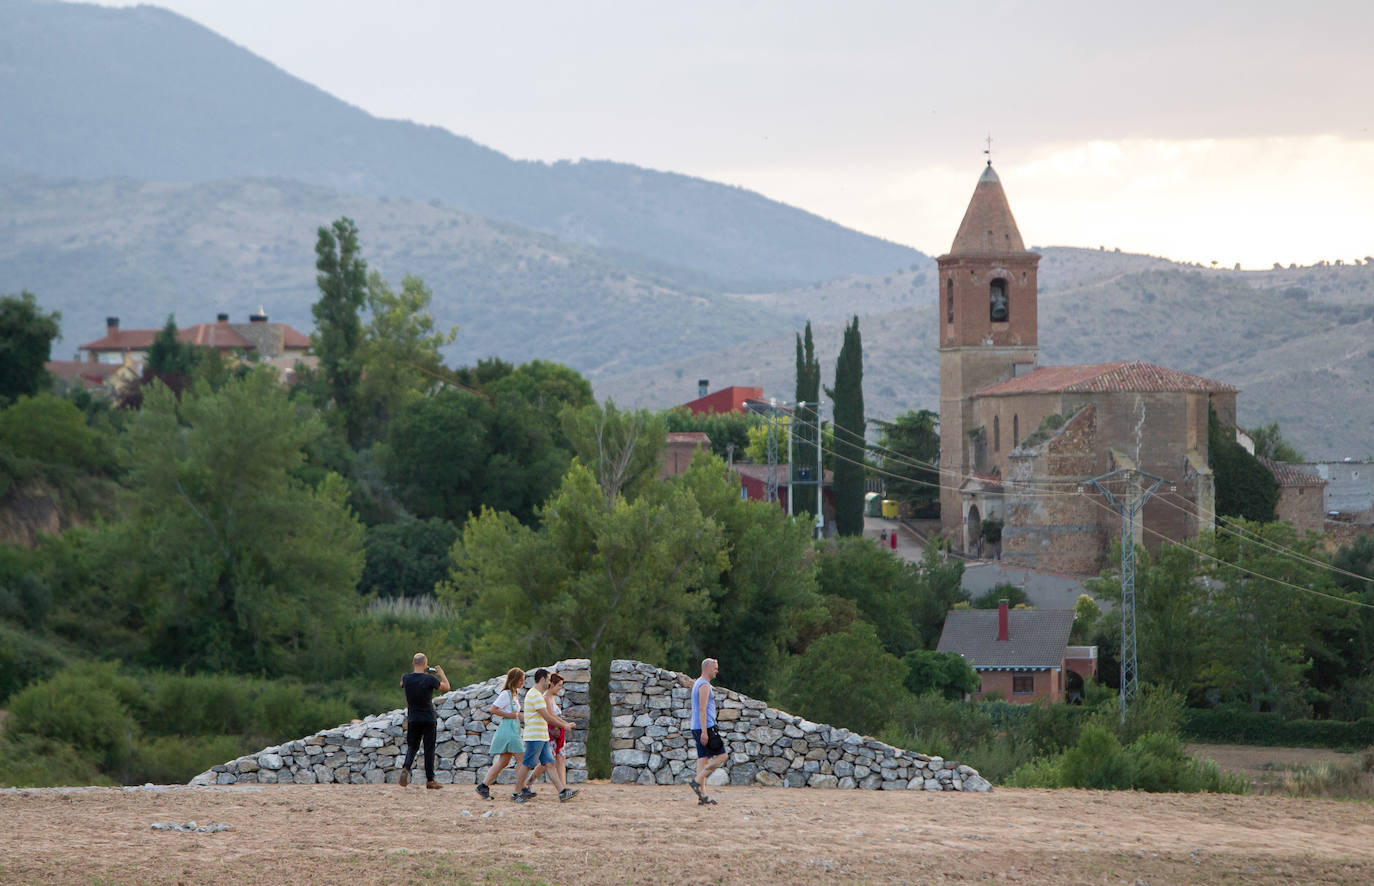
xmin=512 ymin=668 xmax=579 ymax=803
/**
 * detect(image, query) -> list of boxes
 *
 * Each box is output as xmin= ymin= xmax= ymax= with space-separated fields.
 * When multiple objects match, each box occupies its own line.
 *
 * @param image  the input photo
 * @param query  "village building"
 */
xmin=77 ymin=311 xmax=310 ymax=367
xmin=936 ymin=601 xmax=1096 ymax=704
xmin=937 ymin=164 xmax=1241 ymax=574
xmin=1261 ymin=458 xmax=1327 ymax=534
xmin=680 ymin=380 xmax=770 ymax=416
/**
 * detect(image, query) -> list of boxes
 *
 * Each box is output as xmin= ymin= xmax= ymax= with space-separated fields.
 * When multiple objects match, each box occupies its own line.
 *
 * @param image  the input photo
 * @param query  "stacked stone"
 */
xmin=189 ymin=659 xmax=590 ymax=787
xmin=607 ymin=660 xmax=990 ymax=792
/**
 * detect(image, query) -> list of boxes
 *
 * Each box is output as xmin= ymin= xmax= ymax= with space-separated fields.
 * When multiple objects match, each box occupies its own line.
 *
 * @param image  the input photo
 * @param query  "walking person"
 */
xmin=512 ymin=669 xmax=579 ymax=803
xmin=544 ymin=673 xmax=569 ymax=789
xmin=399 ymin=652 xmax=450 ymax=789
xmin=476 ymin=667 xmax=525 ymax=800
xmin=690 ymin=658 xmax=727 ymax=805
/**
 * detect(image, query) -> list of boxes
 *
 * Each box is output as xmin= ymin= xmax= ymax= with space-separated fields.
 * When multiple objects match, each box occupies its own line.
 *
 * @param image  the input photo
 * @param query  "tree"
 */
xmin=115 ymin=371 xmax=364 ymax=674
xmin=1246 ymin=422 xmax=1304 ymax=463
xmin=672 ymin=451 xmax=824 ymax=697
xmin=827 ymin=316 xmax=865 ymax=535
xmin=312 ymin=218 xmax=369 ymax=447
xmin=144 ymin=316 xmax=200 ymax=378
xmin=443 ymin=461 xmax=725 ymax=673
xmin=0 ymin=291 xmax=60 ymax=403
xmin=360 ymin=517 xmax=459 ymax=598
xmin=355 ymin=272 xmax=456 ymax=443
xmin=901 ymin=649 xmax=980 ymax=700
xmin=778 ymin=620 xmax=911 ymax=735
xmin=875 ymin=409 xmax=939 ymax=517
xmin=661 ymin=407 xmax=759 ymax=462
xmin=559 ymin=400 xmax=666 ymax=505
xmin=1208 ymin=409 xmax=1278 ymax=522
xmin=970 ymin=583 xmax=1030 ymax=610
xmin=793 ymin=320 xmax=822 ymax=519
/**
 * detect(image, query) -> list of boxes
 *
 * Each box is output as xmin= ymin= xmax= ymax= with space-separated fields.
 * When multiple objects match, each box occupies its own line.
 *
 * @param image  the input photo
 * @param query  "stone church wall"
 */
xmin=607 ymin=659 xmax=990 ymax=792
xmin=190 ymin=659 xmax=591 ymax=787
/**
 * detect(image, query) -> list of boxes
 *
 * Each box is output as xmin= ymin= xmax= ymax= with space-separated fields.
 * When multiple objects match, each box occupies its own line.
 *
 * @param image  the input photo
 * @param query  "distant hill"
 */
xmin=0 ymin=0 xmax=921 ymax=290
xmin=597 ymin=249 xmax=1374 ymax=460
xmin=0 ymin=173 xmax=791 ymax=375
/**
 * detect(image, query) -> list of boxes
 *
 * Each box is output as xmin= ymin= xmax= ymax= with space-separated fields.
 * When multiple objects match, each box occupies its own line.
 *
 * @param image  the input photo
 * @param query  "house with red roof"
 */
xmin=936 ymin=165 xmax=1242 ymax=573
xmin=78 ymin=311 xmax=311 ymax=368
xmin=680 ymin=380 xmax=768 ymax=416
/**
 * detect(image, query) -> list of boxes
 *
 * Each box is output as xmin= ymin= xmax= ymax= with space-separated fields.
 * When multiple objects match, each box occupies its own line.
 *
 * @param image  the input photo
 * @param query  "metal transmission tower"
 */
xmin=764 ymin=398 xmax=780 ymax=503
xmin=1089 ymin=468 xmax=1165 ymax=722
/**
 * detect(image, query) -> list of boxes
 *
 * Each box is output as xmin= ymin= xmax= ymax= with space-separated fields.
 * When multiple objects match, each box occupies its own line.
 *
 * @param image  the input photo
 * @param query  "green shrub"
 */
xmin=1011 ymin=726 xmax=1250 ymax=793
xmin=6 ymin=666 xmax=138 ymax=772
xmin=1182 ymin=708 xmax=1374 ymax=749
xmin=1024 ymin=700 xmax=1085 ymax=757
xmin=0 ymin=622 xmax=66 ymax=703
xmin=128 ymin=734 xmax=248 ymax=785
xmin=1059 ymin=724 xmax=1135 ymax=789
xmin=0 ymin=733 xmax=113 ymax=788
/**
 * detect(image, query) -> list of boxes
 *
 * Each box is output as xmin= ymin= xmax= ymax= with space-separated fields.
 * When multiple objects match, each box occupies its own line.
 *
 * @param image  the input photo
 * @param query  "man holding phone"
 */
xmin=399 ymin=652 xmax=450 ymax=789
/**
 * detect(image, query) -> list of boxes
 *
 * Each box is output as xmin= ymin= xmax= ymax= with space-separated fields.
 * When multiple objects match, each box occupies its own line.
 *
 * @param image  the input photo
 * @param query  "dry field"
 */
xmin=2 ymin=782 xmax=1372 ymax=885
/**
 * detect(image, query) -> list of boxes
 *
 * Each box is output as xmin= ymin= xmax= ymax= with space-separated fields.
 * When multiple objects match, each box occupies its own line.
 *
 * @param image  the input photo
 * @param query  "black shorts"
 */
xmin=692 ymin=727 xmax=725 ymax=758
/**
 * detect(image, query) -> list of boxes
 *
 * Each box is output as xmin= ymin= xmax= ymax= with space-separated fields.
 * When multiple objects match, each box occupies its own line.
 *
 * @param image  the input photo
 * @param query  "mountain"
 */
xmin=596 ymin=250 xmax=1374 ymax=461
xmin=0 ymin=0 xmax=921 ymax=290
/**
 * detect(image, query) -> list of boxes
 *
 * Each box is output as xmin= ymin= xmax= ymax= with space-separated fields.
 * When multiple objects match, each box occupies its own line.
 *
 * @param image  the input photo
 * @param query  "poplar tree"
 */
xmin=792 ymin=321 xmax=821 ymax=519
xmin=312 ymin=217 xmax=368 ymax=447
xmin=828 ymin=316 xmax=865 ymax=536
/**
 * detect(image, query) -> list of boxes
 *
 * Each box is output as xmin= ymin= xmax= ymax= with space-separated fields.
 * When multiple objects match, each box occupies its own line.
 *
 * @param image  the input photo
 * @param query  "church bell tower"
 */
xmin=937 ymin=164 xmax=1040 ymax=544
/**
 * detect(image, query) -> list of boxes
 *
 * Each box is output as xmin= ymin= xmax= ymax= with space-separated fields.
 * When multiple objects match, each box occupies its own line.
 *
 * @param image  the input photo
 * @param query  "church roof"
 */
xmin=946 ymin=165 xmax=1028 ymax=257
xmin=1260 ymin=457 xmax=1325 ymax=488
xmin=977 ymin=361 xmax=1237 ymax=396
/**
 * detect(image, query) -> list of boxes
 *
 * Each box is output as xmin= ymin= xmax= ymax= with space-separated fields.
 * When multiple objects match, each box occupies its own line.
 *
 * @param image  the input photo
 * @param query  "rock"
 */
xmin=754 ymin=770 xmax=783 ymax=787
xmin=808 ymin=774 xmax=839 ymax=789
xmin=963 ymin=774 xmax=992 ymax=792
xmin=611 ymin=765 xmax=639 ymax=783
xmin=258 ymin=753 xmax=283 ymax=771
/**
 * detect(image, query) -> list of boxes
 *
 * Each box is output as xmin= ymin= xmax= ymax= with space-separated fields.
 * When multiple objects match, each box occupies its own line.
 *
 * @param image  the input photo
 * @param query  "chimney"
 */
xmin=249 ymin=305 xmax=268 ymax=324
xmin=698 ymin=379 xmax=710 ymax=398
xmin=106 ymin=316 xmax=119 ymax=337
xmin=217 ymin=313 xmax=229 ymax=323
xmin=997 ymin=599 xmax=1010 ymax=641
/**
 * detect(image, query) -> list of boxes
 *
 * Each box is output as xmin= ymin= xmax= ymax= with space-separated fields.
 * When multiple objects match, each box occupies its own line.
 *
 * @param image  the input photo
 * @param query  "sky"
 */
xmin=98 ymin=0 xmax=1374 ymax=267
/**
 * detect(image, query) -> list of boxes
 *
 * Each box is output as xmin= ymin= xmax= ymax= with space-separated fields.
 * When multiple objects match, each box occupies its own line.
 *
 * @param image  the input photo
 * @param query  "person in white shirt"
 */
xmin=513 ymin=668 xmax=578 ymax=802
xmin=476 ymin=667 xmax=525 ymax=800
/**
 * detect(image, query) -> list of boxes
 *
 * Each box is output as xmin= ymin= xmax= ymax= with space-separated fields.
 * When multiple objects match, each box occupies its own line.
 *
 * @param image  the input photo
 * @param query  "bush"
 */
xmin=128 ymin=734 xmax=248 ymax=785
xmin=778 ymin=620 xmax=912 ymax=736
xmin=1011 ymin=725 xmax=1250 ymax=793
xmin=1182 ymin=708 xmax=1374 ymax=749
xmin=0 ymin=622 xmax=67 ymax=703
xmin=0 ymin=732 xmax=113 ymax=788
xmin=6 ymin=665 xmax=138 ymax=773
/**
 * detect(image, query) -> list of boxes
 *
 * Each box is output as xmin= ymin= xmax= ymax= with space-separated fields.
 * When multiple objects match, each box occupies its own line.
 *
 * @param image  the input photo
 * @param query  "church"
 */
xmin=936 ymin=164 xmax=1238 ymax=574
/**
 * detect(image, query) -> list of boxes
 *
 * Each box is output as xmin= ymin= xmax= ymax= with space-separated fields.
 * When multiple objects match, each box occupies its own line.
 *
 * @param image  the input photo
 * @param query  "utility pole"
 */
xmin=786 ymin=404 xmax=795 ymax=516
xmin=764 ymin=398 xmax=779 ymax=504
xmin=1089 ymin=468 xmax=1165 ymax=723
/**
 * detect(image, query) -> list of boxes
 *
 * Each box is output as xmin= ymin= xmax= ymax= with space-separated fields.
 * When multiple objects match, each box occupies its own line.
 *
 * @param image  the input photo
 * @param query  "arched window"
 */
xmin=1013 ymin=414 xmax=1020 ymax=447
xmin=946 ymin=279 xmax=954 ymax=323
xmin=990 ymin=278 xmax=1009 ymax=322
xmin=993 ymin=416 xmax=1000 ymax=452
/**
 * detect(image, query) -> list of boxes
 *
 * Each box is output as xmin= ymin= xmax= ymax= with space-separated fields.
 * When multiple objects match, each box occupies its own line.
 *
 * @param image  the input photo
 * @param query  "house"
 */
xmin=680 ymin=380 xmax=768 ymax=416
xmin=1295 ymin=460 xmax=1373 ymax=522
xmin=660 ymin=432 xmax=712 ymax=478
xmin=936 ymin=601 xmax=1096 ymax=703
xmin=1260 ymin=458 xmax=1327 ymax=534
xmin=77 ymin=311 xmax=310 ymax=367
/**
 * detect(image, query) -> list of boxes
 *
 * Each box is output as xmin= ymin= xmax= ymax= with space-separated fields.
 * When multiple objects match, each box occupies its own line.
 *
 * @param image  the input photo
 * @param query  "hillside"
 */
xmin=0 ymin=173 xmax=786 ymax=375
xmin=0 ymin=0 xmax=920 ymax=290
xmin=599 ymin=250 xmax=1374 ymax=460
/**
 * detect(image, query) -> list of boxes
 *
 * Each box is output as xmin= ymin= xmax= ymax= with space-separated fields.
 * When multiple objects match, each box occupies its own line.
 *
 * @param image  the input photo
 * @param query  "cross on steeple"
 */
xmin=984 ymin=133 xmax=993 ymax=167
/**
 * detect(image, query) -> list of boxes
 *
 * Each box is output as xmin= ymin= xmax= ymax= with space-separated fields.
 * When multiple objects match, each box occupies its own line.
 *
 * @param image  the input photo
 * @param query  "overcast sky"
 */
xmin=100 ymin=0 xmax=1374 ymax=267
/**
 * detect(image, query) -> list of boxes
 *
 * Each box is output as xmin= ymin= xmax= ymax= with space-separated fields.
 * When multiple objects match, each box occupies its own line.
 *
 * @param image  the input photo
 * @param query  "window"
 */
xmin=946 ymin=279 xmax=954 ymax=323
xmin=1013 ymin=415 xmax=1019 ymax=447
xmin=990 ymin=278 xmax=1009 ymax=321
xmin=1013 ymin=673 xmax=1034 ymax=694
xmin=993 ymin=416 xmax=1000 ymax=452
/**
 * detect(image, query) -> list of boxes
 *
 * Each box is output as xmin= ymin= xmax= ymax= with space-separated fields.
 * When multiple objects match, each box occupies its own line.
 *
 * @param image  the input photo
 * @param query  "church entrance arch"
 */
xmin=966 ymin=504 xmax=982 ymax=557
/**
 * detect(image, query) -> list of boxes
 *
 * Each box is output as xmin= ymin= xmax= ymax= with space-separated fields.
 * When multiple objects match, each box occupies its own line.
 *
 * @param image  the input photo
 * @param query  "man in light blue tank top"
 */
xmin=689 ymin=658 xmax=727 ymax=805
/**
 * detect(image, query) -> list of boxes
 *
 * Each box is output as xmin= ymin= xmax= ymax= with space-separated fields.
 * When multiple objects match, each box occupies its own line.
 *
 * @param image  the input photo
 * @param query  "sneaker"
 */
xmin=399 ymin=769 xmax=410 ymax=787
xmin=558 ymin=788 xmax=579 ymax=802
xmin=426 ymin=781 xmax=442 ymax=790
xmin=688 ymin=781 xmax=704 ymax=800
xmin=512 ymin=792 xmax=527 ymax=803
xmin=476 ymin=783 xmax=491 ymax=800
xmin=519 ymin=787 xmax=537 ymax=799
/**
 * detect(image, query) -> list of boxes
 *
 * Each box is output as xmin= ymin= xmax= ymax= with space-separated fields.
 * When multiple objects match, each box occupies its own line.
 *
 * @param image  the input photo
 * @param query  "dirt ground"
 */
xmin=1188 ymin=743 xmax=1360 ymax=775
xmin=2 ymin=782 xmax=1372 ymax=885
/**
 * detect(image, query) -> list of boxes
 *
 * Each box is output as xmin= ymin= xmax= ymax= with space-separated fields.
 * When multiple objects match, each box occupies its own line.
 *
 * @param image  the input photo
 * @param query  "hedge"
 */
xmin=1183 ymin=709 xmax=1374 ymax=749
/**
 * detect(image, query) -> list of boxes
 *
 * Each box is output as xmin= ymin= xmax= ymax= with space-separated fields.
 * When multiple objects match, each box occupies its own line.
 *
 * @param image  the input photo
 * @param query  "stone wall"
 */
xmin=607 ymin=660 xmax=990 ymax=792
xmin=190 ymin=659 xmax=590 ymax=787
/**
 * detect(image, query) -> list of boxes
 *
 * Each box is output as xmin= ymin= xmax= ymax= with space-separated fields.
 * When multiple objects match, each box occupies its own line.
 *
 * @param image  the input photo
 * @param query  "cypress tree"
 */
xmin=793 ymin=320 xmax=821 ymax=519
xmin=829 ymin=316 xmax=865 ymax=536
xmin=312 ymin=217 xmax=369 ymax=447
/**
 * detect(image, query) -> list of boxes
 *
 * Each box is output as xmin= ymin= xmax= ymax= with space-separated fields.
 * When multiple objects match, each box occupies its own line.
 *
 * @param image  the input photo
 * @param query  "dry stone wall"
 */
xmin=608 ymin=659 xmax=990 ymax=792
xmin=190 ymin=659 xmax=590 ymax=787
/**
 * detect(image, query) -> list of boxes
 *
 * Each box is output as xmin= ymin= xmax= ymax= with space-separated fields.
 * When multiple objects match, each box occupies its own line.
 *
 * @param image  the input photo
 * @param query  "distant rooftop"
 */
xmin=979 ymin=361 xmax=1237 ymax=396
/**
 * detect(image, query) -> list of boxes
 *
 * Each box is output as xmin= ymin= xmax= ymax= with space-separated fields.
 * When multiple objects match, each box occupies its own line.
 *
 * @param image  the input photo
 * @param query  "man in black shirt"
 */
xmin=399 ymin=652 xmax=450 ymax=789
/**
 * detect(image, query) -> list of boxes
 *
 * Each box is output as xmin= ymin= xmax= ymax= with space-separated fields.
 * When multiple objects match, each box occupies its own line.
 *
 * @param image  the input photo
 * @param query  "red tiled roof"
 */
xmin=81 ymin=324 xmax=254 ymax=352
xmin=44 ymin=360 xmax=121 ymax=382
xmin=978 ymin=362 xmax=1237 ymax=396
xmin=281 ymin=325 xmax=311 ymax=349
xmin=1260 ymin=457 xmax=1325 ymax=487
xmin=946 ymin=165 xmax=1029 ymax=257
